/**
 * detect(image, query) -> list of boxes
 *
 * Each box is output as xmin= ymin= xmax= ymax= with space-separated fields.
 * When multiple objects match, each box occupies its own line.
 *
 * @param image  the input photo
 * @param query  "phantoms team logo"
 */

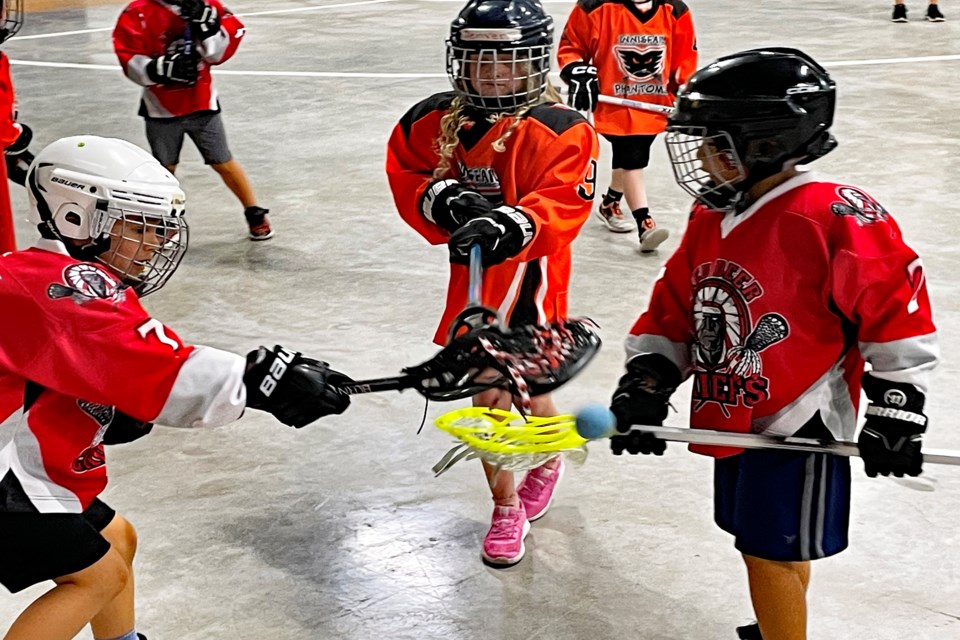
xmin=48 ymin=264 xmax=126 ymax=305
xmin=691 ymin=261 xmax=789 ymax=417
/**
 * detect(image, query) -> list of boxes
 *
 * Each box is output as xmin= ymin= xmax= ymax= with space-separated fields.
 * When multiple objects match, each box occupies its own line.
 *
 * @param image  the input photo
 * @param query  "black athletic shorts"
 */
xmin=601 ymin=133 xmax=658 ymax=170
xmin=0 ymin=499 xmax=116 ymax=593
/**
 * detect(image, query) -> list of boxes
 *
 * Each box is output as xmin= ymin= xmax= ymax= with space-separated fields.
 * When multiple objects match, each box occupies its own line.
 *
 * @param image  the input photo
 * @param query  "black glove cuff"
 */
xmin=862 ymin=372 xmax=925 ymax=412
xmin=5 ymin=124 xmax=32 ymax=156
xmin=421 ymin=179 xmax=466 ymax=231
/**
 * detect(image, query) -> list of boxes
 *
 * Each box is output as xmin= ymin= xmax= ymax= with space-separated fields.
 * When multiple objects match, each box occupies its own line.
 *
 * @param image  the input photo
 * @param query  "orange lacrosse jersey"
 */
xmin=558 ymin=0 xmax=698 ymax=135
xmin=386 ymin=92 xmax=599 ymax=345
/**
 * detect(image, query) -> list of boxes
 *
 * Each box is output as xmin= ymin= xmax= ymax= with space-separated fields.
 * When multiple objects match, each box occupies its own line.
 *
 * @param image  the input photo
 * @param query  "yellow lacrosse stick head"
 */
xmin=432 ymin=407 xmax=587 ymax=474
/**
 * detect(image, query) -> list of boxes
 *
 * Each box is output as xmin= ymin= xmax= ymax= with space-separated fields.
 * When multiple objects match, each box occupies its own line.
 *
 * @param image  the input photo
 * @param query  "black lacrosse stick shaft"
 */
xmin=340 ymin=376 xmax=418 ymax=395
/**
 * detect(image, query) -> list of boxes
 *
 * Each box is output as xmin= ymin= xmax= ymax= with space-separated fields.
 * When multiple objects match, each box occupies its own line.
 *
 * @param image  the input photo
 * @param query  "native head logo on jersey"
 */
xmin=830 ymin=186 xmax=889 ymax=226
xmin=691 ymin=261 xmax=790 ymax=418
xmin=48 ymin=264 xmax=127 ymax=305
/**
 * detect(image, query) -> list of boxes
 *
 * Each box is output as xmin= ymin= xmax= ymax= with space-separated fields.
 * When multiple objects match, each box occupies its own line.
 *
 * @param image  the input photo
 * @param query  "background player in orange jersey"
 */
xmin=387 ymin=0 xmax=599 ymax=567
xmin=608 ymin=49 xmax=938 ymax=640
xmin=558 ymin=0 xmax=697 ymax=252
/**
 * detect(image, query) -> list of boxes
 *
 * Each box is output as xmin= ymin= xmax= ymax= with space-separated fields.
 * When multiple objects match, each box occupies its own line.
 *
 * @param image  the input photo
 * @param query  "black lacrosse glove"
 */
xmin=4 ymin=123 xmax=33 ymax=187
xmin=146 ymin=48 xmax=200 ymax=85
xmin=448 ymin=205 xmax=535 ymax=267
xmin=102 ymin=411 xmax=154 ymax=445
xmin=858 ymin=372 xmax=927 ymax=477
xmin=244 ymin=345 xmax=351 ymax=428
xmin=560 ymin=62 xmax=599 ymax=112
xmin=179 ymin=0 xmax=221 ymax=40
xmin=421 ymin=179 xmax=494 ymax=233
xmin=609 ymin=354 xmax=681 ymax=456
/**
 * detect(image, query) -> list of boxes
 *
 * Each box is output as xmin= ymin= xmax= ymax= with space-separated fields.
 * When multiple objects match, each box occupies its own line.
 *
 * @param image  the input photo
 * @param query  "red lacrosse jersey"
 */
xmin=113 ymin=0 xmax=245 ymax=118
xmin=386 ymin=93 xmax=600 ymax=344
xmin=0 ymin=241 xmax=247 ymax=513
xmin=0 ymin=52 xmax=18 ymax=253
xmin=625 ymin=172 xmax=938 ymax=457
xmin=557 ymin=0 xmax=698 ymax=136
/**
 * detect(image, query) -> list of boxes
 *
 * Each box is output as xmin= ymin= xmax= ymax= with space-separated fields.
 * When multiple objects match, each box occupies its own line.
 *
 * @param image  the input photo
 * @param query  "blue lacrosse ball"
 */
xmin=576 ymin=404 xmax=616 ymax=439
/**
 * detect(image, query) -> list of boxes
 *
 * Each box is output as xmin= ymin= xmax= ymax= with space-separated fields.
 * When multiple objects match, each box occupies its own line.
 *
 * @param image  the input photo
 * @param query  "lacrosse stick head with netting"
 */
xmin=401 ymin=317 xmax=602 ymax=410
xmin=432 ymin=407 xmax=588 ymax=475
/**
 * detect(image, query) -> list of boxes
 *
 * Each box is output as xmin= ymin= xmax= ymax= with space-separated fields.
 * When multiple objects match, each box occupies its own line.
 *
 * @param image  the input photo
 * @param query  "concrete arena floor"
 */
xmin=2 ymin=1 xmax=959 ymax=638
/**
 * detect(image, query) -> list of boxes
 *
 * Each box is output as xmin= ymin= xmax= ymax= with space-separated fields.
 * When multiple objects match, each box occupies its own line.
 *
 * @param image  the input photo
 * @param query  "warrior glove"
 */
xmin=858 ymin=372 xmax=927 ymax=477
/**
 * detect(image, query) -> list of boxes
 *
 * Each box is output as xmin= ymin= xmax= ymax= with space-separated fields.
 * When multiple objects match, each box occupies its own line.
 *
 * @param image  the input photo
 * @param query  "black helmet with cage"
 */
xmin=664 ymin=47 xmax=837 ymax=212
xmin=1 ymin=0 xmax=24 ymax=44
xmin=446 ymin=0 xmax=554 ymax=115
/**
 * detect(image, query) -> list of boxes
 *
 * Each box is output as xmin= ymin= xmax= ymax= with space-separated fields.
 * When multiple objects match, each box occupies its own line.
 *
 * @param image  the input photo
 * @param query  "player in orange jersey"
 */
xmin=387 ymin=0 xmax=599 ymax=567
xmin=558 ymin=0 xmax=697 ymax=252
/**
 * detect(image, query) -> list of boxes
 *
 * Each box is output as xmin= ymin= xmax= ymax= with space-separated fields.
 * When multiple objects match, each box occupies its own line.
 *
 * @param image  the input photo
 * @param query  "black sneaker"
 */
xmin=736 ymin=622 xmax=763 ymax=639
xmin=244 ymin=206 xmax=274 ymax=241
xmin=891 ymin=3 xmax=908 ymax=21
xmin=926 ymin=3 xmax=945 ymax=20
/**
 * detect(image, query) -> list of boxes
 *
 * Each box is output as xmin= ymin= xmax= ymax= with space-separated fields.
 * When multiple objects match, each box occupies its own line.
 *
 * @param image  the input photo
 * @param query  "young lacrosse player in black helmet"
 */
xmin=0 ymin=0 xmax=36 ymax=252
xmin=0 ymin=135 xmax=350 ymax=640
xmin=387 ymin=0 xmax=599 ymax=567
xmin=605 ymin=48 xmax=938 ymax=638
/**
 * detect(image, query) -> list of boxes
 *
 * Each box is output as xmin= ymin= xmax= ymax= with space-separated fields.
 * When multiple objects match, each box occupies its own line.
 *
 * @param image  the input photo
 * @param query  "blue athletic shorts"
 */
xmin=714 ymin=447 xmax=851 ymax=562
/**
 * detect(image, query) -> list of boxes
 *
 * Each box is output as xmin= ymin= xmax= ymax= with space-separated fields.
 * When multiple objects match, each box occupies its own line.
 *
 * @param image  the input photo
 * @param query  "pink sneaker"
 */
xmin=517 ymin=457 xmax=564 ymax=522
xmin=481 ymin=503 xmax=530 ymax=567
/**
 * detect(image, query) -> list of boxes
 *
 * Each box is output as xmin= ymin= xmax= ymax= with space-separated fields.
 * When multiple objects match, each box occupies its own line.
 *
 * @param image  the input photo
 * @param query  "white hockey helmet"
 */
xmin=27 ymin=135 xmax=189 ymax=296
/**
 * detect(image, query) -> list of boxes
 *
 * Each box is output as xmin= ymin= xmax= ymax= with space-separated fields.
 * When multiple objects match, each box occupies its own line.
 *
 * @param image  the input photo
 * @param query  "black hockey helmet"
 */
xmin=1 ymin=0 xmax=24 ymax=44
xmin=446 ymin=0 xmax=554 ymax=115
xmin=665 ymin=47 xmax=837 ymax=211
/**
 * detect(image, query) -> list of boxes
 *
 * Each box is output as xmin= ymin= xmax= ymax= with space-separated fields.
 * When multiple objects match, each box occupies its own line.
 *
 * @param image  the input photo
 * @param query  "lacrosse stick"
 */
xmin=340 ymin=244 xmax=602 ymax=405
xmin=559 ymin=90 xmax=675 ymax=116
xmin=428 ymin=405 xmax=960 ymax=475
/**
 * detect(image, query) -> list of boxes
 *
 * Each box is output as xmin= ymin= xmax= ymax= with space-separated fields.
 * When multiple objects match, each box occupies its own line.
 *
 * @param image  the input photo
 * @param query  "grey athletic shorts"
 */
xmin=145 ymin=111 xmax=233 ymax=166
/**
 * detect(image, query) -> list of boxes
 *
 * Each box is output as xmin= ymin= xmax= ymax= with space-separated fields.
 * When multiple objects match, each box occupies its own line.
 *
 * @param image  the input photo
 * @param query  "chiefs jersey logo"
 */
xmin=691 ymin=264 xmax=790 ymax=417
xmin=830 ymin=187 xmax=889 ymax=225
xmin=615 ymin=45 xmax=665 ymax=82
xmin=48 ymin=264 xmax=127 ymax=305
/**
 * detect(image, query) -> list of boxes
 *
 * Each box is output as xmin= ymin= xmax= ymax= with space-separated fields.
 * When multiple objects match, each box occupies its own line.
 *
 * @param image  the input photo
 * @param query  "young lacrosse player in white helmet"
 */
xmin=0 ymin=135 xmax=350 ymax=640
xmin=386 ymin=0 xmax=599 ymax=568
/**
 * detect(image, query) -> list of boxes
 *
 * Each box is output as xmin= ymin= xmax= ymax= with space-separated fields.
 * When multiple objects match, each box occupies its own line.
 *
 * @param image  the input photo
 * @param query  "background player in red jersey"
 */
xmin=0 ymin=135 xmax=350 ymax=640
xmin=607 ymin=49 xmax=938 ymax=639
xmin=557 ymin=0 xmax=697 ymax=252
xmin=386 ymin=0 xmax=599 ymax=567
xmin=0 ymin=0 xmax=35 ymax=253
xmin=113 ymin=0 xmax=274 ymax=241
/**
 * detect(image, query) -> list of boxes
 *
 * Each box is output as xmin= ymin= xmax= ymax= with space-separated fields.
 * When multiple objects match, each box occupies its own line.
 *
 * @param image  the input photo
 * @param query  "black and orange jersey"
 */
xmin=386 ymin=92 xmax=600 ymax=345
xmin=558 ymin=0 xmax=698 ymax=135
